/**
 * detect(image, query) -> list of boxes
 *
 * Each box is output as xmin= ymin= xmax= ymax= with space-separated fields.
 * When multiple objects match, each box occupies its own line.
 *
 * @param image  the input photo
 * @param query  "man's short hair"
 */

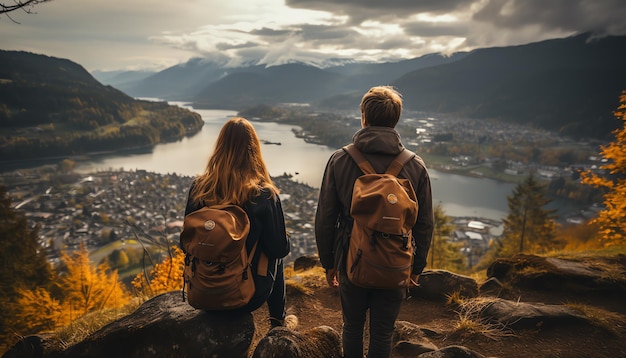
xmin=360 ymin=86 xmax=403 ymax=128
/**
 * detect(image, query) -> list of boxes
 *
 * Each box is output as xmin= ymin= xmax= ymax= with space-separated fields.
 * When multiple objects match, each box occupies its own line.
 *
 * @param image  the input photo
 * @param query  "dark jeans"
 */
xmin=339 ymin=273 xmax=403 ymax=358
xmin=229 ymin=258 xmax=286 ymax=321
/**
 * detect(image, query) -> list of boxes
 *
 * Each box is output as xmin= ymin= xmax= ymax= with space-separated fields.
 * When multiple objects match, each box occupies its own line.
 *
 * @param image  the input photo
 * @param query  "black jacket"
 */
xmin=183 ymin=183 xmax=290 ymax=312
xmin=315 ymin=126 xmax=434 ymax=275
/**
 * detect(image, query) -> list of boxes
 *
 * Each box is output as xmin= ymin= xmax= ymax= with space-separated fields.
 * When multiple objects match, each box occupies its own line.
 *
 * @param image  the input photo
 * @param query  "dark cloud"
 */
xmin=248 ymin=27 xmax=292 ymax=37
xmin=403 ymin=22 xmax=469 ymax=38
xmin=286 ymin=0 xmax=471 ymax=23
xmin=473 ymin=0 xmax=626 ymax=35
xmin=286 ymin=0 xmax=468 ymax=12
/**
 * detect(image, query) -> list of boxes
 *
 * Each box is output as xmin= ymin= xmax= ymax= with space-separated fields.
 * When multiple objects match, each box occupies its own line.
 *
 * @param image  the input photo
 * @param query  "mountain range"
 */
xmin=0 ymin=32 xmax=623 ymax=142
xmin=96 ymin=32 xmax=625 ymax=139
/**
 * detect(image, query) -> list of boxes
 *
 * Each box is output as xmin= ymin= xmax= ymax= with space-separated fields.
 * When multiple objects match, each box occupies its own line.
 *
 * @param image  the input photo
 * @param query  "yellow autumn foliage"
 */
xmin=132 ymin=246 xmax=184 ymax=298
xmin=581 ymin=90 xmax=626 ymax=247
xmin=10 ymin=245 xmax=130 ymax=340
xmin=13 ymin=287 xmax=63 ymax=334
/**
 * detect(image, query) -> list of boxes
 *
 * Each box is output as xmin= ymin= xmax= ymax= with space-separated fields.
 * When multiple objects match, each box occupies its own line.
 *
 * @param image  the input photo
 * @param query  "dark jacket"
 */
xmin=183 ymin=183 xmax=290 ymax=312
xmin=315 ymin=126 xmax=434 ymax=275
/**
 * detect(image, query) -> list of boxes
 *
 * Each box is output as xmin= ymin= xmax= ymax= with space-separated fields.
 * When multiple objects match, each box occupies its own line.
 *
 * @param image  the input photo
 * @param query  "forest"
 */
xmin=0 ymin=50 xmax=204 ymax=161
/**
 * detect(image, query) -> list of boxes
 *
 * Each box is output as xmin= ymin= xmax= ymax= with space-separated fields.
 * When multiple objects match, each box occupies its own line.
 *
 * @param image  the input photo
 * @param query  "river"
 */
xmin=72 ymin=104 xmax=514 ymax=221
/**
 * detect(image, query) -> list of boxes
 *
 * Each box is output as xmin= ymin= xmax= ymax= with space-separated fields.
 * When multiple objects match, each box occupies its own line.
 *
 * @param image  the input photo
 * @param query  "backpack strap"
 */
xmin=343 ymin=144 xmax=415 ymax=176
xmin=343 ymin=144 xmax=376 ymax=175
xmin=386 ymin=149 xmax=416 ymax=176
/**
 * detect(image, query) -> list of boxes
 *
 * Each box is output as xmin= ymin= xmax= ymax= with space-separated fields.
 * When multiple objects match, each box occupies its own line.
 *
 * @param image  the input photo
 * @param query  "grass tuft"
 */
xmin=449 ymin=296 xmax=516 ymax=341
xmin=285 ymin=266 xmax=326 ymax=296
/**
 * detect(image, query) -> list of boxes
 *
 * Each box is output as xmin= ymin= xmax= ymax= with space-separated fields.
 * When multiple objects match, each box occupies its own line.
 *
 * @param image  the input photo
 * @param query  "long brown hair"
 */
xmin=190 ymin=117 xmax=278 ymax=206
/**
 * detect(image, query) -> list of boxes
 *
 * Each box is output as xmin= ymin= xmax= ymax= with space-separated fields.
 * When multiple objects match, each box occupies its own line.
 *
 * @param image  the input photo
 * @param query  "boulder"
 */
xmin=411 ymin=270 xmax=479 ymax=301
xmin=417 ymin=345 xmax=486 ymax=358
xmin=4 ymin=291 xmax=255 ymax=358
xmin=392 ymin=321 xmax=438 ymax=357
xmin=478 ymin=277 xmax=504 ymax=296
xmin=293 ymin=255 xmax=321 ymax=272
xmin=486 ymin=254 xmax=626 ymax=292
xmin=476 ymin=297 xmax=589 ymax=328
xmin=252 ymin=325 xmax=342 ymax=358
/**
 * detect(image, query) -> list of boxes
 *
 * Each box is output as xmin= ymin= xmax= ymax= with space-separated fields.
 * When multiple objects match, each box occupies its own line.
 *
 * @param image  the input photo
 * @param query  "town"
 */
xmin=2 ymin=165 xmax=501 ymax=274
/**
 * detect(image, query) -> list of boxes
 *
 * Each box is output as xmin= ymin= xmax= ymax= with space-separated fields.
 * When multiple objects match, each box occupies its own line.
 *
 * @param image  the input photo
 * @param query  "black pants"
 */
xmin=339 ymin=273 xmax=403 ymax=358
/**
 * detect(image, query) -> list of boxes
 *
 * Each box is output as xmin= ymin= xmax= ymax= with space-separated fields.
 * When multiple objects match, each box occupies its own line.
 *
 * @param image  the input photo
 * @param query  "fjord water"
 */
xmin=75 ymin=105 xmax=514 ymax=221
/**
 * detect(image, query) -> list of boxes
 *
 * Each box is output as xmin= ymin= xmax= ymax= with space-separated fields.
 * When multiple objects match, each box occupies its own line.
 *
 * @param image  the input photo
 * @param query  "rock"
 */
xmin=392 ymin=320 xmax=438 ymax=357
xmin=5 ymin=291 xmax=256 ymax=358
xmin=411 ymin=270 xmax=479 ymax=300
xmin=472 ymin=297 xmax=589 ymax=328
xmin=2 ymin=334 xmax=57 ymax=358
xmin=293 ymin=255 xmax=321 ymax=271
xmin=252 ymin=325 xmax=342 ymax=358
xmin=417 ymin=345 xmax=486 ymax=358
xmin=486 ymin=254 xmax=626 ymax=293
xmin=478 ymin=277 xmax=504 ymax=296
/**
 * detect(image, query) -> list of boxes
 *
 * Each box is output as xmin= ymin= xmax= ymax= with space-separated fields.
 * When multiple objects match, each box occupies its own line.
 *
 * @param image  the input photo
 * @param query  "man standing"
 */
xmin=315 ymin=86 xmax=434 ymax=358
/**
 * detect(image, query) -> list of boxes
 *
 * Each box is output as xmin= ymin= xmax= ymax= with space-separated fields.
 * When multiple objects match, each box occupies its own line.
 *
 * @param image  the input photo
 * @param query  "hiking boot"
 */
xmin=269 ymin=314 xmax=299 ymax=330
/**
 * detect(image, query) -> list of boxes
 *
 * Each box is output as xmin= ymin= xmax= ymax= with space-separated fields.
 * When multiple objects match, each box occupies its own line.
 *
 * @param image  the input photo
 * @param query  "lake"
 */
xmin=73 ymin=104 xmax=514 ymax=221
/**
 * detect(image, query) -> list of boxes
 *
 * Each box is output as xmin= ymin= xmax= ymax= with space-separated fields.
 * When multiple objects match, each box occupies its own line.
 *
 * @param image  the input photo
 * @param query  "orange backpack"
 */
xmin=180 ymin=204 xmax=256 ymax=310
xmin=344 ymin=144 xmax=419 ymax=289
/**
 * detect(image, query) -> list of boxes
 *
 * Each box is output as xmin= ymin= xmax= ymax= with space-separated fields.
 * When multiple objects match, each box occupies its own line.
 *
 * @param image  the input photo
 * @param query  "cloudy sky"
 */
xmin=2 ymin=0 xmax=625 ymax=72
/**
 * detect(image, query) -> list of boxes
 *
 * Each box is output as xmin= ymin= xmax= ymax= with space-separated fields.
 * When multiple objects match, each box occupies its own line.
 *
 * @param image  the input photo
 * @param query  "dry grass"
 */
xmin=448 ymin=295 xmax=516 ymax=341
xmin=46 ymin=300 xmax=141 ymax=352
xmin=285 ymin=266 xmax=326 ymax=296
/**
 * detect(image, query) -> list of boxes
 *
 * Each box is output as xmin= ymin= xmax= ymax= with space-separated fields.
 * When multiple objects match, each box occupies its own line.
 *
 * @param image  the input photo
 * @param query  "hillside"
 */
xmin=5 ymin=253 xmax=625 ymax=357
xmin=0 ymin=51 xmax=204 ymax=162
xmin=392 ymin=33 xmax=626 ymax=139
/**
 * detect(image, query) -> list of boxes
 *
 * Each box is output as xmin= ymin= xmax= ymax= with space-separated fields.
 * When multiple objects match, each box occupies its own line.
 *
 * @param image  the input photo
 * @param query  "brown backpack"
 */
xmin=344 ymin=144 xmax=419 ymax=289
xmin=180 ymin=204 xmax=256 ymax=310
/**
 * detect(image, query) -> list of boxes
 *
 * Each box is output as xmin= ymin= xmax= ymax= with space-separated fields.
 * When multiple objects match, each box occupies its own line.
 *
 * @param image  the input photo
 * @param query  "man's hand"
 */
xmin=325 ymin=268 xmax=339 ymax=288
xmin=409 ymin=273 xmax=420 ymax=287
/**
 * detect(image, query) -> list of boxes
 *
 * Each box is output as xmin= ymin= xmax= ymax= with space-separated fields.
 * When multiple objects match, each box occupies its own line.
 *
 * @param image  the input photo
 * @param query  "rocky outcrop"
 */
xmin=474 ymin=298 xmax=589 ymax=328
xmin=4 ymin=292 xmax=255 ymax=358
xmin=486 ymin=253 xmax=626 ymax=293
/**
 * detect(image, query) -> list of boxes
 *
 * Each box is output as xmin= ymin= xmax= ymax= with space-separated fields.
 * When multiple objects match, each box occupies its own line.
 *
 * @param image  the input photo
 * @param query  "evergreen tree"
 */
xmin=0 ymin=185 xmax=54 ymax=349
xmin=581 ymin=91 xmax=626 ymax=247
xmin=499 ymin=173 xmax=558 ymax=256
xmin=427 ymin=205 xmax=467 ymax=273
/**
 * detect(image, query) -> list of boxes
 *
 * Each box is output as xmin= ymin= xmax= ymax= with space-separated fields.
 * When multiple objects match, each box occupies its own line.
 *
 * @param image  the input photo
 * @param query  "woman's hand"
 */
xmin=325 ymin=268 xmax=339 ymax=289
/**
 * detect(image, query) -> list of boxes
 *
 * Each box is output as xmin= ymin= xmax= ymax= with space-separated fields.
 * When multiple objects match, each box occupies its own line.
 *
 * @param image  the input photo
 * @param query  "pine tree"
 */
xmin=427 ymin=205 xmax=467 ymax=273
xmin=581 ymin=91 xmax=626 ymax=246
xmin=0 ymin=185 xmax=54 ymax=349
xmin=499 ymin=173 xmax=558 ymax=256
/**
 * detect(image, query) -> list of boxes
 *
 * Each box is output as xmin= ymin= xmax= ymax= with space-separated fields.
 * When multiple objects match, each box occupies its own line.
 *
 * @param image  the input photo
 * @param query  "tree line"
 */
xmin=0 ymin=103 xmax=203 ymax=161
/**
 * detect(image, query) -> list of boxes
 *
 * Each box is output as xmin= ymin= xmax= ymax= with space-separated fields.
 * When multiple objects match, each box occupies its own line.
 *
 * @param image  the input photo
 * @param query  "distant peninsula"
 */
xmin=0 ymin=50 xmax=204 ymax=162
